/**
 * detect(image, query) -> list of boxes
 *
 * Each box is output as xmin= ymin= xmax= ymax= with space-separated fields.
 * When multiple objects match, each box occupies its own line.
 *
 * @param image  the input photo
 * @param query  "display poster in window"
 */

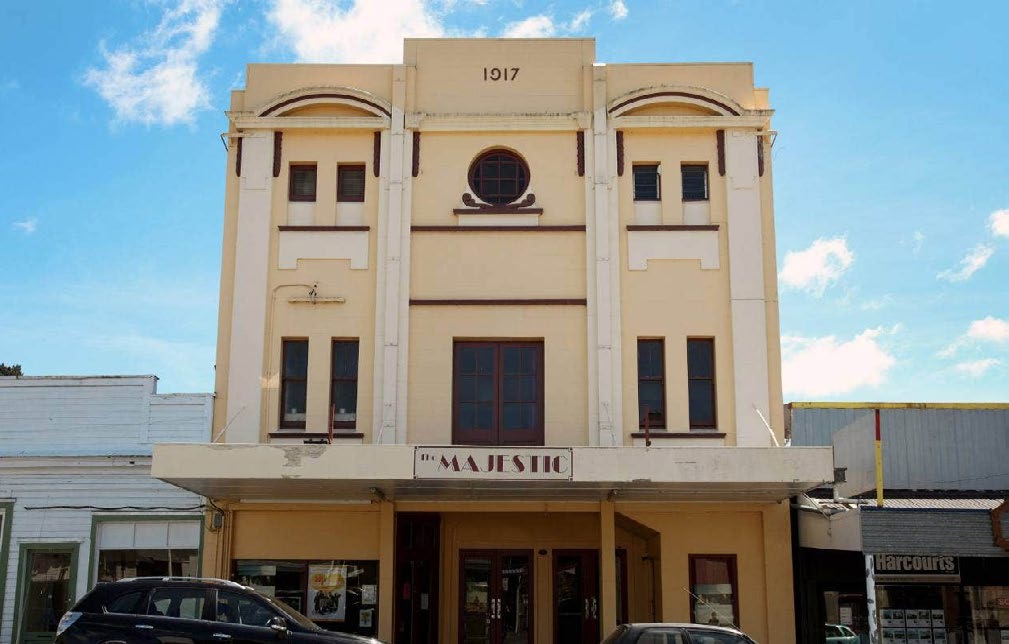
xmin=882 ymin=609 xmax=905 ymax=628
xmin=930 ymin=610 xmax=945 ymax=628
xmin=359 ymin=609 xmax=373 ymax=628
xmin=1000 ymin=630 xmax=1009 ymax=644
xmin=361 ymin=584 xmax=376 ymax=606
xmin=932 ymin=629 xmax=947 ymax=643
xmin=308 ymin=564 xmax=348 ymax=621
xmin=840 ymin=607 xmax=853 ymax=625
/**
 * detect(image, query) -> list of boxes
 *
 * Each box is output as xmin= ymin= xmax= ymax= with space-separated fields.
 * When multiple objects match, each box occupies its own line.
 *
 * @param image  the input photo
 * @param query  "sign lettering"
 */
xmin=414 ymin=447 xmax=572 ymax=480
xmin=483 ymin=67 xmax=520 ymax=82
xmin=873 ymin=554 xmax=958 ymax=576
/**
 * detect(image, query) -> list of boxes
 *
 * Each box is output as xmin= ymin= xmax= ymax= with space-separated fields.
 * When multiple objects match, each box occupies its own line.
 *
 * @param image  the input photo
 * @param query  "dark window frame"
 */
xmin=280 ymin=339 xmax=309 ymax=430
xmin=687 ymin=337 xmax=717 ymax=430
xmin=288 ymin=164 xmax=318 ymax=202
xmin=329 ymin=339 xmax=360 ymax=431
xmin=688 ymin=554 xmax=739 ymax=628
xmin=337 ymin=164 xmax=366 ymax=203
xmin=633 ymin=164 xmax=661 ymax=202
xmin=681 ymin=164 xmax=709 ymax=202
xmin=467 ymin=149 xmax=531 ymax=206
xmin=452 ymin=340 xmax=544 ymax=446
xmin=637 ymin=338 xmax=666 ymax=429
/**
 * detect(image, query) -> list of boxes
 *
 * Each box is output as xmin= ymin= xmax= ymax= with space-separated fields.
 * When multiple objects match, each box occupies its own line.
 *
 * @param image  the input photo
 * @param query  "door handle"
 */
xmin=135 ymin=624 xmax=154 ymax=630
xmin=212 ymin=634 xmax=233 ymax=640
xmin=584 ymin=598 xmax=590 ymax=619
xmin=591 ymin=597 xmax=598 ymax=619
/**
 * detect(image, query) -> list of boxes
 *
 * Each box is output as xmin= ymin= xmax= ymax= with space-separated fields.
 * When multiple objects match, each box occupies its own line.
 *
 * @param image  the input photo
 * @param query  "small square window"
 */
xmin=633 ymin=164 xmax=660 ymax=201
xmin=289 ymin=165 xmax=317 ymax=202
xmin=681 ymin=165 xmax=708 ymax=201
xmin=338 ymin=165 xmax=366 ymax=202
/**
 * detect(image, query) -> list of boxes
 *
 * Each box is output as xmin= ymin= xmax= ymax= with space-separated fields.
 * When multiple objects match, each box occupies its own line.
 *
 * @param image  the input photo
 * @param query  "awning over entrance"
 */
xmin=152 ymin=443 xmax=832 ymax=502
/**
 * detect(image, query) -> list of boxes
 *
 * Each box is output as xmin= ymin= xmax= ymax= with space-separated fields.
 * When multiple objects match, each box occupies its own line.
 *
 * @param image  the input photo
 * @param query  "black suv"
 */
xmin=55 ymin=577 xmax=384 ymax=644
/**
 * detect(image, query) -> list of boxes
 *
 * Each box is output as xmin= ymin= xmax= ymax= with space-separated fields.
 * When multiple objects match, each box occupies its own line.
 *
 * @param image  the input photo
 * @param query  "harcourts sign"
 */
xmin=413 ymin=447 xmax=573 ymax=480
xmin=874 ymin=555 xmax=959 ymax=577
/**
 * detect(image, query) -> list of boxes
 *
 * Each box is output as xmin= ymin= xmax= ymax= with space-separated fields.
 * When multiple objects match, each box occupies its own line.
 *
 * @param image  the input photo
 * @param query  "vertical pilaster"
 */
xmin=591 ymin=64 xmax=622 ymax=447
xmin=762 ymin=504 xmax=797 ymax=644
xmin=725 ymin=129 xmax=772 ymax=446
xmin=378 ymin=501 xmax=395 ymax=641
xmin=225 ymin=131 xmax=274 ymax=443
xmin=599 ymin=500 xmax=617 ymax=633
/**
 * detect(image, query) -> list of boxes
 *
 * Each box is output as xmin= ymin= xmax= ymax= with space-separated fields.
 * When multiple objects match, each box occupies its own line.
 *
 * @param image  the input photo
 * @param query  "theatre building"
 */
xmin=152 ymin=38 xmax=832 ymax=643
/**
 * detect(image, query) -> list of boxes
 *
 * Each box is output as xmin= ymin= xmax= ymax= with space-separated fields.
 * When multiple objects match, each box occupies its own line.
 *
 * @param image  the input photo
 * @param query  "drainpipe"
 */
xmin=865 ymin=555 xmax=880 ymax=644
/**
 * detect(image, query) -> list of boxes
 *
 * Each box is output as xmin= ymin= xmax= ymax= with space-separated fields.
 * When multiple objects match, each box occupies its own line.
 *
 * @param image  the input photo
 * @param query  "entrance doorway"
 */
xmin=460 ymin=550 xmax=533 ymax=644
xmin=553 ymin=550 xmax=599 ymax=644
xmin=395 ymin=514 xmax=440 ymax=644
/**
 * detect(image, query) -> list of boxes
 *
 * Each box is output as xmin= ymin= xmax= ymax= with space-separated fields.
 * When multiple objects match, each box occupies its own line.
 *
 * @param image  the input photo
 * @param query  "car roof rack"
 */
xmin=115 ymin=576 xmax=246 ymax=588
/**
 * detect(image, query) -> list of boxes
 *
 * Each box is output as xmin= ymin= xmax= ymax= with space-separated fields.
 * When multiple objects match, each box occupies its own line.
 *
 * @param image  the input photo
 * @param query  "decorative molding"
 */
xmin=232 ymin=116 xmax=389 ymax=131
xmin=410 ymin=299 xmax=587 ymax=306
xmin=276 ymin=230 xmax=371 ymax=234
xmin=460 ymin=192 xmax=536 ymax=211
xmin=576 ymin=131 xmax=585 ymax=177
xmin=412 ymin=225 xmax=584 ymax=232
xmin=630 ymin=432 xmax=726 ymax=439
xmin=610 ymin=115 xmax=769 ymax=130
xmin=412 ymin=131 xmax=420 ymax=177
xmin=235 ymin=137 xmax=242 ymax=177
xmin=454 ymin=207 xmax=543 ymax=215
xmin=608 ymin=89 xmax=742 ymax=117
xmin=258 ymin=91 xmax=391 ymax=117
xmin=627 ymin=225 xmax=719 ymax=232
xmin=272 ymin=131 xmax=282 ymax=178
xmin=757 ymin=136 xmax=765 ymax=177
xmin=716 ymin=130 xmax=726 ymax=176
xmin=373 ymin=131 xmax=381 ymax=177
xmin=408 ymin=112 xmax=589 ymax=132
xmin=616 ymin=130 xmax=625 ymax=177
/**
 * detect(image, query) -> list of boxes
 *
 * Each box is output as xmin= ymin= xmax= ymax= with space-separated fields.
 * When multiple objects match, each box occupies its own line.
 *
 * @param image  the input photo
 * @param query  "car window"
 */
xmin=603 ymin=625 xmax=630 ymax=644
xmin=105 ymin=590 xmax=146 ymax=615
xmin=685 ymin=628 xmax=750 ymax=644
xmin=825 ymin=625 xmax=840 ymax=637
xmin=636 ymin=628 xmax=688 ymax=644
xmin=840 ymin=626 xmax=855 ymax=637
xmin=217 ymin=591 xmax=278 ymax=626
xmin=148 ymin=587 xmax=208 ymax=620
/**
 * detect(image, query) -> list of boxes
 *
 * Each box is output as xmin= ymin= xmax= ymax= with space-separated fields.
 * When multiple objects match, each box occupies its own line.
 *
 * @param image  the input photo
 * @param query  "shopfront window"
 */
xmin=689 ymin=555 xmax=738 ymax=628
xmin=875 ymin=585 xmax=962 ymax=644
xmin=964 ymin=585 xmax=1009 ymax=643
xmin=93 ymin=519 xmax=201 ymax=582
xmin=234 ymin=559 xmax=379 ymax=638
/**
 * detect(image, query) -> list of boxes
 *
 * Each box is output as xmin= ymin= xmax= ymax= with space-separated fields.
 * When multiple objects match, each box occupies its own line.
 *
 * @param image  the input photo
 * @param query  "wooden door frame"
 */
xmin=458 ymin=549 xmax=535 ymax=644
xmin=12 ymin=542 xmax=80 ymax=644
xmin=552 ymin=549 xmax=600 ymax=644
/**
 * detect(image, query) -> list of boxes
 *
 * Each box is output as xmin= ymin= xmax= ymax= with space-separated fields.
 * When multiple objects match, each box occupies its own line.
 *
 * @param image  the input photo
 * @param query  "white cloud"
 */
xmin=568 ymin=9 xmax=593 ymax=32
xmin=782 ymin=327 xmax=897 ymax=397
xmin=954 ymin=358 xmax=1000 ymax=377
xmin=609 ymin=0 xmax=628 ymax=20
xmin=268 ymin=0 xmax=446 ymax=63
xmin=911 ymin=230 xmax=925 ymax=254
xmin=502 ymin=15 xmax=556 ymax=37
xmin=83 ymin=0 xmax=222 ymax=126
xmin=937 ymin=243 xmax=994 ymax=282
xmin=779 ymin=236 xmax=854 ymax=296
xmin=12 ymin=218 xmax=38 ymax=234
xmin=966 ymin=316 xmax=1009 ymax=344
xmin=990 ymin=209 xmax=1009 ymax=238
xmin=860 ymin=294 xmax=893 ymax=311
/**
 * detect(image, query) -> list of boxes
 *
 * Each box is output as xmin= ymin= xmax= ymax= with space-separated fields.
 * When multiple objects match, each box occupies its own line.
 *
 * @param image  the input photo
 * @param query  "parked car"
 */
xmin=602 ymin=623 xmax=758 ymax=644
xmin=825 ymin=623 xmax=860 ymax=643
xmin=55 ymin=576 xmax=384 ymax=644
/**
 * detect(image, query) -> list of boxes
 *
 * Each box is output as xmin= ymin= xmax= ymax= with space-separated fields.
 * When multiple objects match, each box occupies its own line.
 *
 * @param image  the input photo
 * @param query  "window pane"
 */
xmin=476 ymin=404 xmax=494 ymax=430
xmin=687 ymin=339 xmax=714 ymax=378
xmin=458 ymin=403 xmax=476 ymax=429
xmin=338 ymin=166 xmax=365 ymax=201
xmin=98 ymin=549 xmax=171 ymax=582
xmin=171 ymin=549 xmax=200 ymax=577
xmin=283 ymin=341 xmax=308 ymax=377
xmin=290 ymin=166 xmax=317 ymax=200
xmin=459 ymin=347 xmax=477 ymax=373
xmin=633 ymin=165 xmax=660 ymax=201
xmin=149 ymin=587 xmax=206 ymax=620
xmin=689 ymin=381 xmax=715 ymax=427
xmin=332 ymin=341 xmax=359 ymax=378
xmin=475 ymin=347 xmax=495 ymax=374
xmin=106 ymin=591 xmax=145 ymax=614
xmin=682 ymin=165 xmax=708 ymax=201
xmin=691 ymin=556 xmax=736 ymax=627
xmin=503 ymin=376 xmax=520 ymax=401
xmin=458 ymin=375 xmax=475 ymax=402
xmin=218 ymin=591 xmax=278 ymax=626
xmin=502 ymin=403 xmax=521 ymax=429
xmin=638 ymin=341 xmax=663 ymax=378
xmin=521 ymin=377 xmax=536 ymax=400
xmin=23 ymin=550 xmax=73 ymax=634
xmin=333 ymin=381 xmax=357 ymax=415
xmin=503 ymin=347 xmax=520 ymax=374
xmin=477 ymin=376 xmax=495 ymax=402
xmin=283 ymin=381 xmax=307 ymax=421
xmin=520 ymin=403 xmax=536 ymax=428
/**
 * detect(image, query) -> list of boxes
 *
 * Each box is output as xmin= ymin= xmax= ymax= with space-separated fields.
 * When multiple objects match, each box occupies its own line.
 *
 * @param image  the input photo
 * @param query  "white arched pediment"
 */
xmin=254 ymin=86 xmax=392 ymax=119
xmin=608 ymin=85 xmax=747 ymax=118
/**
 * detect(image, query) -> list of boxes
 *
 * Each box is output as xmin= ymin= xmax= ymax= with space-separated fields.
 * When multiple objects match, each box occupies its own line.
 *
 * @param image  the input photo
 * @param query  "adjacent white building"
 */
xmin=0 ymin=375 xmax=212 ymax=644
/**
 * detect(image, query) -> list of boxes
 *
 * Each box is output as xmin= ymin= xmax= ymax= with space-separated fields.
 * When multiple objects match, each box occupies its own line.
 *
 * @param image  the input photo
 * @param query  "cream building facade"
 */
xmin=153 ymin=38 xmax=833 ymax=644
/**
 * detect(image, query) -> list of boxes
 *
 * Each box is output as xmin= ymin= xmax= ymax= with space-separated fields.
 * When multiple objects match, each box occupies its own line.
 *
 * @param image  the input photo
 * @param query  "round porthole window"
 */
xmin=467 ymin=149 xmax=530 ymax=205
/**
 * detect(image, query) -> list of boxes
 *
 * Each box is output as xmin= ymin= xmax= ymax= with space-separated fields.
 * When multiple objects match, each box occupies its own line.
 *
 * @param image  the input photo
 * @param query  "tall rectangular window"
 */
xmin=637 ymin=339 xmax=665 ymax=429
xmin=337 ymin=164 xmax=366 ymax=202
xmin=289 ymin=164 xmax=317 ymax=202
xmin=689 ymin=554 xmax=738 ymax=627
xmin=453 ymin=341 xmax=543 ymax=446
xmin=681 ymin=165 xmax=709 ymax=201
xmin=330 ymin=339 xmax=359 ymax=430
xmin=687 ymin=338 xmax=716 ymax=429
xmin=280 ymin=339 xmax=308 ymax=429
xmin=633 ymin=164 xmax=660 ymax=201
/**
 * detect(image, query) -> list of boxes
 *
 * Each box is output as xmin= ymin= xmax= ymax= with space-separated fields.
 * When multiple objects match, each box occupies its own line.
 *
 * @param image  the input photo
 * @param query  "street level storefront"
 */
xmin=154 ymin=443 xmax=832 ymax=643
xmin=795 ymin=499 xmax=1009 ymax=644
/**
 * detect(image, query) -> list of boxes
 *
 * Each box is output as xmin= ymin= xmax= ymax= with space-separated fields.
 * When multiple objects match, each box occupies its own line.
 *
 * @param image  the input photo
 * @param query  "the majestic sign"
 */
xmin=413 ymin=447 xmax=573 ymax=480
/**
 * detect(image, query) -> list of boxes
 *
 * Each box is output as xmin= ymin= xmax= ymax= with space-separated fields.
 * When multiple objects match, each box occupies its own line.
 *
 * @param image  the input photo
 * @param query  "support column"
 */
xmin=378 ymin=501 xmax=395 ymax=641
xmin=225 ymin=131 xmax=274 ymax=443
xmin=761 ymin=504 xmax=797 ymax=644
xmin=724 ymin=129 xmax=772 ymax=446
xmin=866 ymin=555 xmax=880 ymax=644
xmin=600 ymin=500 xmax=617 ymax=634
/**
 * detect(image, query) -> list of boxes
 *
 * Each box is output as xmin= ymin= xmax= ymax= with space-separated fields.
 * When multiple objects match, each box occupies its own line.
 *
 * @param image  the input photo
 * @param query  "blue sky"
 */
xmin=1 ymin=1 xmax=1007 ymax=401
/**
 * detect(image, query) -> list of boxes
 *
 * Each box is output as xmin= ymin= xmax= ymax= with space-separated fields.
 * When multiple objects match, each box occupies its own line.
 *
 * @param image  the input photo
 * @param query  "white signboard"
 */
xmin=414 ymin=447 xmax=573 ymax=480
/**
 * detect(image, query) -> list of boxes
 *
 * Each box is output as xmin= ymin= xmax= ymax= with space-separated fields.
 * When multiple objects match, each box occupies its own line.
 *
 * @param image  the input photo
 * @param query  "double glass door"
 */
xmin=460 ymin=550 xmax=532 ymax=644
xmin=554 ymin=550 xmax=600 ymax=644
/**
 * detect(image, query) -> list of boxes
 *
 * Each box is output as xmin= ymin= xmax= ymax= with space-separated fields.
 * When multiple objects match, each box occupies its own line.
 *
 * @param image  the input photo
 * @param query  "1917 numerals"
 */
xmin=483 ymin=67 xmax=519 ymax=81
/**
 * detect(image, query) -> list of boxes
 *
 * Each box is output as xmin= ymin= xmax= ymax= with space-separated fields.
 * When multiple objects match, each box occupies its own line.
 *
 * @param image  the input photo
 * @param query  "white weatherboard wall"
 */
xmin=0 ymin=375 xmax=211 ymax=644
